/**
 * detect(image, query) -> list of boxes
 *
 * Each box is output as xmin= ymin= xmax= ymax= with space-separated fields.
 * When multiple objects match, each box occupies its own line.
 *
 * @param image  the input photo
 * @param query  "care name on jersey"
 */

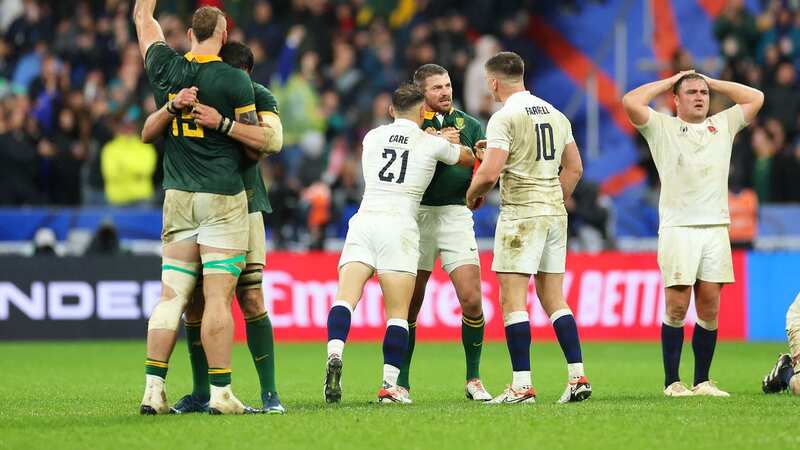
xmin=389 ymin=134 xmax=409 ymax=144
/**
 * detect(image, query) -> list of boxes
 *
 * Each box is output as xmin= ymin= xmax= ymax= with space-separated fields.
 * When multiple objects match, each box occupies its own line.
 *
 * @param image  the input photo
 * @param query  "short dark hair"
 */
xmin=191 ymin=6 xmax=225 ymax=43
xmin=672 ymin=73 xmax=709 ymax=95
xmin=219 ymin=41 xmax=254 ymax=73
xmin=413 ymin=64 xmax=448 ymax=88
xmin=392 ymin=83 xmax=425 ymax=113
xmin=485 ymin=51 xmax=524 ymax=79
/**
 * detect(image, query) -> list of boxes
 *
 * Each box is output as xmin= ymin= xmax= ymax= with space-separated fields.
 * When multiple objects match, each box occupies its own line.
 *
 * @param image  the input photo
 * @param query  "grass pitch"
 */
xmin=1 ymin=340 xmax=797 ymax=450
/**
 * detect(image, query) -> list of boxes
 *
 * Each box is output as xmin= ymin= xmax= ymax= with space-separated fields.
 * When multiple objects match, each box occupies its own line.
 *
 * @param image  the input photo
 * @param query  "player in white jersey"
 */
xmin=324 ymin=84 xmax=475 ymax=404
xmin=762 ymin=292 xmax=800 ymax=395
xmin=466 ymin=52 xmax=589 ymax=404
xmin=623 ymin=71 xmax=763 ymax=397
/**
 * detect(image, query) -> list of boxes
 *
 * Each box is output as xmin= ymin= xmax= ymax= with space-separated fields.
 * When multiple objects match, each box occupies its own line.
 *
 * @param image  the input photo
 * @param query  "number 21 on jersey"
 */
xmin=378 ymin=148 xmax=409 ymax=184
xmin=168 ymin=93 xmax=204 ymax=138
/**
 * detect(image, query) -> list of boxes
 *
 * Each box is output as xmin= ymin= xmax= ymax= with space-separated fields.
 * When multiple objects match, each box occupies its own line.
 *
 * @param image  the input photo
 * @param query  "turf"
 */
xmin=0 ymin=340 xmax=797 ymax=450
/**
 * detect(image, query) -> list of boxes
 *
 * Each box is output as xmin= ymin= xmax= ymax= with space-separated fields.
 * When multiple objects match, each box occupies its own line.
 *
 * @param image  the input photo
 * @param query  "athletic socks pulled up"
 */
xmin=383 ymin=319 xmax=409 ymax=386
xmin=327 ymin=301 xmax=353 ymax=359
xmin=505 ymin=311 xmax=532 ymax=388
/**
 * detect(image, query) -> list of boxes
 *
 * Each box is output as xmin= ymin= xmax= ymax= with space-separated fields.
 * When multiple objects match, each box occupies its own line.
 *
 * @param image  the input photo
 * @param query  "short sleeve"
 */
xmin=486 ymin=111 xmax=511 ymax=151
xmin=562 ymin=112 xmax=575 ymax=145
xmin=433 ymin=137 xmax=461 ymax=165
xmin=634 ymin=107 xmax=666 ymax=143
xmin=144 ymin=42 xmax=180 ymax=86
xmin=719 ymin=104 xmax=747 ymax=137
xmin=254 ymin=83 xmax=280 ymax=117
xmin=227 ymin=69 xmax=256 ymax=116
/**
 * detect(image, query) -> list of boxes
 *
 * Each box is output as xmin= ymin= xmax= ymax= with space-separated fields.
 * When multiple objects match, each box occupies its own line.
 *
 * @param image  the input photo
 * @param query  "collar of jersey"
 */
xmin=184 ymin=52 xmax=222 ymax=63
xmin=423 ymin=107 xmax=454 ymax=121
xmin=506 ymin=90 xmax=531 ymax=104
xmin=393 ymin=118 xmax=418 ymax=128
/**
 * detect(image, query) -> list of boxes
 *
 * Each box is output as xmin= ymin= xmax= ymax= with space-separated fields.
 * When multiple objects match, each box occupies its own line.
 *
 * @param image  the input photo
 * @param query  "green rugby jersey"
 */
xmin=243 ymin=81 xmax=279 ymax=214
xmin=420 ymin=108 xmax=485 ymax=206
xmin=145 ymin=42 xmax=256 ymax=195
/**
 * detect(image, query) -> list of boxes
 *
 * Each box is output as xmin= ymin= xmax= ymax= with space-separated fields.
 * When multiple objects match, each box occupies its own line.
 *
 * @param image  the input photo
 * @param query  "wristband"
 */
xmin=165 ymin=101 xmax=178 ymax=115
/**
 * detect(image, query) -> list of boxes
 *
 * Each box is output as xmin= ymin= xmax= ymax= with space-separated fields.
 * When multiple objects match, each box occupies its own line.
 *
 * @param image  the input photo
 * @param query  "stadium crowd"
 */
xmin=0 ymin=0 xmax=798 ymax=250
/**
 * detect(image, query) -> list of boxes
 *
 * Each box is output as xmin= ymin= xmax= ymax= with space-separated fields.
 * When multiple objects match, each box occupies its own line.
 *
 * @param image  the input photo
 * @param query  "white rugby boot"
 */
xmin=465 ymin=378 xmax=492 ymax=401
xmin=691 ymin=380 xmax=730 ymax=397
xmin=557 ymin=376 xmax=593 ymax=403
xmin=140 ymin=375 xmax=170 ymax=415
xmin=209 ymin=385 xmax=247 ymax=414
xmin=663 ymin=381 xmax=694 ymax=397
xmin=487 ymin=385 xmax=536 ymax=404
xmin=377 ymin=382 xmax=413 ymax=404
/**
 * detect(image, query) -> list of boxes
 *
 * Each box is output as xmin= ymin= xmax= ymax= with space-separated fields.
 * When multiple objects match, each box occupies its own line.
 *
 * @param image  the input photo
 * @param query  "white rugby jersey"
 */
xmin=635 ymin=105 xmax=746 ymax=228
xmin=486 ymin=91 xmax=574 ymax=217
xmin=358 ymin=118 xmax=461 ymax=215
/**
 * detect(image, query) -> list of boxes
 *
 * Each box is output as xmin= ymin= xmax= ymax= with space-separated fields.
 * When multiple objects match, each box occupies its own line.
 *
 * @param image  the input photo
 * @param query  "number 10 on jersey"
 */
xmin=535 ymin=123 xmax=555 ymax=161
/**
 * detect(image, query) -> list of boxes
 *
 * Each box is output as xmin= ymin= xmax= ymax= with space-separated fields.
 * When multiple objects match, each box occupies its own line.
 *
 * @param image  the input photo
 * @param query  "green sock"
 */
xmin=397 ymin=322 xmax=416 ymax=389
xmin=208 ymin=368 xmax=231 ymax=387
xmin=145 ymin=358 xmax=168 ymax=379
xmin=462 ymin=313 xmax=485 ymax=380
xmin=185 ymin=321 xmax=209 ymax=400
xmin=246 ymin=312 xmax=277 ymax=395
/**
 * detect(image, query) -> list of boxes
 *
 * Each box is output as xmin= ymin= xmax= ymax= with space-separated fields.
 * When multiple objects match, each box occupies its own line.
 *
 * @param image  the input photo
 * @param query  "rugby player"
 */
xmin=324 ymin=84 xmax=475 ymax=404
xmin=134 ymin=1 xmax=272 ymax=414
xmin=141 ymin=41 xmax=285 ymax=414
xmin=396 ymin=64 xmax=491 ymax=402
xmin=466 ymin=51 xmax=590 ymax=404
xmin=762 ymin=292 xmax=800 ymax=395
xmin=623 ymin=70 xmax=763 ymax=397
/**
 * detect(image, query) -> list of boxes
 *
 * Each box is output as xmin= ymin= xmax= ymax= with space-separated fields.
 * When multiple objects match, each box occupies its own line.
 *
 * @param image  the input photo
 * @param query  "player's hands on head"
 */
xmin=671 ymin=69 xmax=695 ymax=84
xmin=441 ymin=127 xmax=461 ymax=144
xmin=172 ymin=87 xmax=198 ymax=109
xmin=467 ymin=195 xmax=485 ymax=211
xmin=191 ymin=103 xmax=223 ymax=130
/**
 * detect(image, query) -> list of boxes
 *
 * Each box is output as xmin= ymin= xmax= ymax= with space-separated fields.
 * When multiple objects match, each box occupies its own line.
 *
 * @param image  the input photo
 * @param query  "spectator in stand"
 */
xmin=728 ymin=186 xmax=758 ymax=249
xmin=43 ymin=107 xmax=86 ymax=205
xmin=762 ymin=61 xmax=800 ymax=137
xmin=464 ymin=35 xmax=500 ymax=119
xmin=750 ymin=126 xmax=777 ymax=203
xmin=0 ymin=94 xmax=39 ymax=205
xmin=245 ymin=0 xmax=285 ymax=61
xmin=100 ymin=114 xmax=156 ymax=206
xmin=714 ymin=0 xmax=759 ymax=61
xmin=773 ymin=137 xmax=800 ymax=202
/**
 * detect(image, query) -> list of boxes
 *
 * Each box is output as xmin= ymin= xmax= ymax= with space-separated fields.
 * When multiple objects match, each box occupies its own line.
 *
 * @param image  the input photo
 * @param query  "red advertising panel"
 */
xmin=233 ymin=251 xmax=746 ymax=341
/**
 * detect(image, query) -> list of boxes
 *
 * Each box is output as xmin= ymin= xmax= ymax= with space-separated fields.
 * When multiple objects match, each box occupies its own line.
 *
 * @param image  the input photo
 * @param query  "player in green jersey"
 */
xmin=134 ymin=1 xmax=274 ymax=415
xmin=395 ymin=64 xmax=492 ymax=402
xmin=142 ymin=41 xmax=285 ymax=414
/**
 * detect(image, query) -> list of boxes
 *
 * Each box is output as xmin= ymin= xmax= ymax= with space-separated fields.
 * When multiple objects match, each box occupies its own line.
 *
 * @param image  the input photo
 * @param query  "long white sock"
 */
xmin=327 ymin=339 xmax=345 ymax=359
xmin=568 ymin=362 xmax=585 ymax=380
xmin=512 ymin=371 xmax=531 ymax=389
xmin=384 ymin=364 xmax=400 ymax=386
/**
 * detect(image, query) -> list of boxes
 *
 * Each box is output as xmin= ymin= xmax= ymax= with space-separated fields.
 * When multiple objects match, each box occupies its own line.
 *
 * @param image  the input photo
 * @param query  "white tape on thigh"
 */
xmin=148 ymin=260 xmax=199 ymax=331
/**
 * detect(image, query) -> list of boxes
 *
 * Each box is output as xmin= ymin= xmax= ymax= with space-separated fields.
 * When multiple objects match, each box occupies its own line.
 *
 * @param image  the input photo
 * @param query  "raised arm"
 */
xmin=559 ymin=142 xmax=583 ymax=201
xmin=622 ymin=71 xmax=693 ymax=126
xmin=702 ymin=76 xmax=764 ymax=124
xmin=133 ymin=0 xmax=165 ymax=59
xmin=141 ymin=87 xmax=197 ymax=143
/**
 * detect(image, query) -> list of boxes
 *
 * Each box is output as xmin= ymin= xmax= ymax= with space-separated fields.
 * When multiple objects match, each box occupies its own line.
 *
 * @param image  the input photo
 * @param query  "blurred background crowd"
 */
xmin=0 ymin=0 xmax=798 ymax=253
